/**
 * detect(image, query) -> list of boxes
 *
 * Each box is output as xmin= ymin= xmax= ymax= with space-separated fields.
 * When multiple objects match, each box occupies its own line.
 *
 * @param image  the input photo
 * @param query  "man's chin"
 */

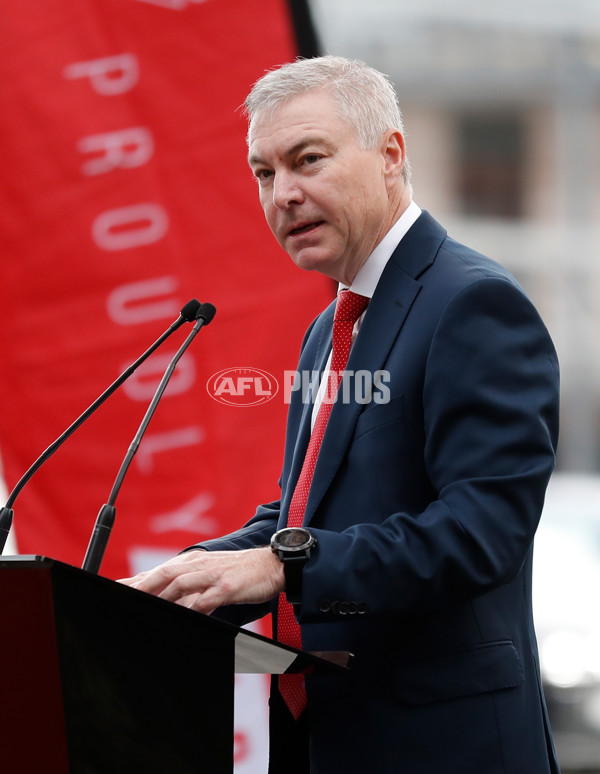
xmin=289 ymin=250 xmax=338 ymax=280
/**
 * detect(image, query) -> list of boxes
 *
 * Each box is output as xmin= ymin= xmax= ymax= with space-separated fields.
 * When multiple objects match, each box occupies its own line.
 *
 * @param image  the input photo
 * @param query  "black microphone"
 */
xmin=82 ymin=302 xmax=216 ymax=574
xmin=0 ymin=299 xmax=202 ymax=555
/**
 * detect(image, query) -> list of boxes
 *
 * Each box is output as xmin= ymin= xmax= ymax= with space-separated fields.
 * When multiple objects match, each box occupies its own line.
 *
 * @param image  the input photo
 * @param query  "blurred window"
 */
xmin=457 ymin=114 xmax=525 ymax=218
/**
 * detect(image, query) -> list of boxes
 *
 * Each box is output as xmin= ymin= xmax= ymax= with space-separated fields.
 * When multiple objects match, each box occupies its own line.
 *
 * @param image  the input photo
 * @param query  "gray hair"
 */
xmin=245 ymin=55 xmax=411 ymax=189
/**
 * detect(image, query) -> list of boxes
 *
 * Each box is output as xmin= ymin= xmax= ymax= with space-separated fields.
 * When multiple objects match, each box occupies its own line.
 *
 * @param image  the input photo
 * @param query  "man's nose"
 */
xmin=272 ymin=171 xmax=304 ymax=209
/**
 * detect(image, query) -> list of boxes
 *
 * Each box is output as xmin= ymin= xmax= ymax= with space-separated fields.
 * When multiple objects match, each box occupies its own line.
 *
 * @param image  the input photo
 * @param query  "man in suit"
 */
xmin=123 ymin=56 xmax=560 ymax=773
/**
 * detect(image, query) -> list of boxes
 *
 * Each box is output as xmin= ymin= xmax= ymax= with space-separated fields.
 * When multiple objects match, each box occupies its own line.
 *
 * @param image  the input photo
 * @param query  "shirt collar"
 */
xmin=340 ymin=200 xmax=422 ymax=299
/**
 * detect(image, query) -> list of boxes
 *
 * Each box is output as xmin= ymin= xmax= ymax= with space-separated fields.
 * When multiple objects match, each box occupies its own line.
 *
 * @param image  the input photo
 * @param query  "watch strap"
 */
xmin=282 ymin=554 xmax=308 ymax=607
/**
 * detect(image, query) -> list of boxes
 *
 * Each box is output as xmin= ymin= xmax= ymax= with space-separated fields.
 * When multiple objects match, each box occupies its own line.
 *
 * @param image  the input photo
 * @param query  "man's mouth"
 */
xmin=288 ymin=221 xmax=324 ymax=237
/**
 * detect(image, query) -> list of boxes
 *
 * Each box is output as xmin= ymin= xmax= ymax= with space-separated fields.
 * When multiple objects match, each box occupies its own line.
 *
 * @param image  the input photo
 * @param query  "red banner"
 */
xmin=0 ymin=0 xmax=332 ymax=583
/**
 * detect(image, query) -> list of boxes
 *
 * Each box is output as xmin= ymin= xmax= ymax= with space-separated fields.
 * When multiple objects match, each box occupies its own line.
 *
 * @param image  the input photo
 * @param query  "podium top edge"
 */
xmin=0 ymin=555 xmax=54 ymax=564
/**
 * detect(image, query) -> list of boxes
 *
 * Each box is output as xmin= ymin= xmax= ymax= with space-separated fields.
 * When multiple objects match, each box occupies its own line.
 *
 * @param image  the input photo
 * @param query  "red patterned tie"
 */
xmin=277 ymin=289 xmax=369 ymax=719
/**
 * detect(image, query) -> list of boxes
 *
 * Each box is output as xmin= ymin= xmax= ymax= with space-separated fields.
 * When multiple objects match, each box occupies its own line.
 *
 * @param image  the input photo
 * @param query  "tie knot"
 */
xmin=334 ymin=290 xmax=369 ymax=323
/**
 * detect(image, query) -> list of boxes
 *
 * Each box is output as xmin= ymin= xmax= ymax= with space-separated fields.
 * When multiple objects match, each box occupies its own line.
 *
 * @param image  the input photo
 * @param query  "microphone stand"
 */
xmin=82 ymin=303 xmax=216 ymax=574
xmin=0 ymin=299 xmax=201 ymax=555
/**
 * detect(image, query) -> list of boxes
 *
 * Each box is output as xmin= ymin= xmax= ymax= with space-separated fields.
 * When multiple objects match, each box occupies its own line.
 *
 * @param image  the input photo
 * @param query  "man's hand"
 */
xmin=118 ymin=547 xmax=285 ymax=615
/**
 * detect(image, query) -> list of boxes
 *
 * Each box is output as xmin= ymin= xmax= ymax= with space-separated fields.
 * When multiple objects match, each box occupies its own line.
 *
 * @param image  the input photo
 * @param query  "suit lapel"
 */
xmin=300 ymin=210 xmax=448 ymax=526
xmin=302 ymin=265 xmax=421 ymax=524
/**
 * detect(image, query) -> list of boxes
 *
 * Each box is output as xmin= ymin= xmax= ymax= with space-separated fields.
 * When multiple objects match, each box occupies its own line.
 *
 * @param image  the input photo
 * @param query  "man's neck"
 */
xmin=342 ymin=200 xmax=422 ymax=299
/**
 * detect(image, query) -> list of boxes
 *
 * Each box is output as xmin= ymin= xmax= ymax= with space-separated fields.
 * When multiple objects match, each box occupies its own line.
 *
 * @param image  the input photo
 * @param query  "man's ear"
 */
xmin=382 ymin=129 xmax=406 ymax=190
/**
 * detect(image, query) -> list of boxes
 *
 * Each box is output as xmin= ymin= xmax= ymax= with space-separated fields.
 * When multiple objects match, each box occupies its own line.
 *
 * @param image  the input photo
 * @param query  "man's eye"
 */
xmin=255 ymin=169 xmax=273 ymax=182
xmin=303 ymin=154 xmax=320 ymax=165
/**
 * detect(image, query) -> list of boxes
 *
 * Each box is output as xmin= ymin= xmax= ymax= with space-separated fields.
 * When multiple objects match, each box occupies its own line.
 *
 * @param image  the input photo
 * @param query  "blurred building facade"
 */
xmin=311 ymin=0 xmax=600 ymax=473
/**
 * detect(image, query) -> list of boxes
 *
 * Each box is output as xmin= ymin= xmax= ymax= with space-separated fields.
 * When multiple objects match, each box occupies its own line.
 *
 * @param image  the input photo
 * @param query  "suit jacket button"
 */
xmin=338 ymin=602 xmax=349 ymax=615
xmin=319 ymin=599 xmax=331 ymax=613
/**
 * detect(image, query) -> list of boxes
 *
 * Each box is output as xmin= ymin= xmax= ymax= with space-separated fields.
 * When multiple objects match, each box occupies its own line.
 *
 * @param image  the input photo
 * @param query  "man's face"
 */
xmin=248 ymin=89 xmax=397 ymax=285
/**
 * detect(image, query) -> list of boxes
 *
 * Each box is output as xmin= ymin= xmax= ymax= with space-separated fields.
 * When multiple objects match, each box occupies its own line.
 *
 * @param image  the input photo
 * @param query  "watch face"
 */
xmin=280 ymin=529 xmax=309 ymax=548
xmin=273 ymin=527 xmax=314 ymax=551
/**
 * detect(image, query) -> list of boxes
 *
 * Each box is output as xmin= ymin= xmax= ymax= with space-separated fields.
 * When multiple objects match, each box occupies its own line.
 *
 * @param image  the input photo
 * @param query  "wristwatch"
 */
xmin=270 ymin=527 xmax=317 ymax=606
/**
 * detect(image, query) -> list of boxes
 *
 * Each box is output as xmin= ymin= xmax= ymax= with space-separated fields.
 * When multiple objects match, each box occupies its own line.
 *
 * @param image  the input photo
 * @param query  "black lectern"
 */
xmin=0 ymin=556 xmax=348 ymax=773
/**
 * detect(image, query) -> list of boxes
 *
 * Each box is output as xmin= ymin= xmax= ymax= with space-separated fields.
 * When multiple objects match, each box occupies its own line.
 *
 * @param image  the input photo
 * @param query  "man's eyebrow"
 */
xmin=248 ymin=151 xmax=265 ymax=167
xmin=286 ymin=137 xmax=332 ymax=156
xmin=248 ymin=136 xmax=333 ymax=167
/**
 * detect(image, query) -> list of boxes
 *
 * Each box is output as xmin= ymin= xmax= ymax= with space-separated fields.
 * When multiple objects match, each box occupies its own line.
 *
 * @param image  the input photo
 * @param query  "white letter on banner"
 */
xmin=149 ymin=492 xmax=217 ymax=534
xmin=123 ymin=352 xmax=196 ymax=401
xmin=78 ymin=127 xmax=154 ymax=176
xmin=107 ymin=277 xmax=180 ymax=325
xmin=92 ymin=203 xmax=168 ymax=251
xmin=63 ymin=54 xmax=139 ymax=95
xmin=135 ymin=427 xmax=205 ymax=474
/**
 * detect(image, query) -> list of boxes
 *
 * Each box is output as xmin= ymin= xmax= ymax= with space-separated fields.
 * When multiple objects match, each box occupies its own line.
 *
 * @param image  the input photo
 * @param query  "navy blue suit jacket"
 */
xmin=198 ymin=212 xmax=561 ymax=773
